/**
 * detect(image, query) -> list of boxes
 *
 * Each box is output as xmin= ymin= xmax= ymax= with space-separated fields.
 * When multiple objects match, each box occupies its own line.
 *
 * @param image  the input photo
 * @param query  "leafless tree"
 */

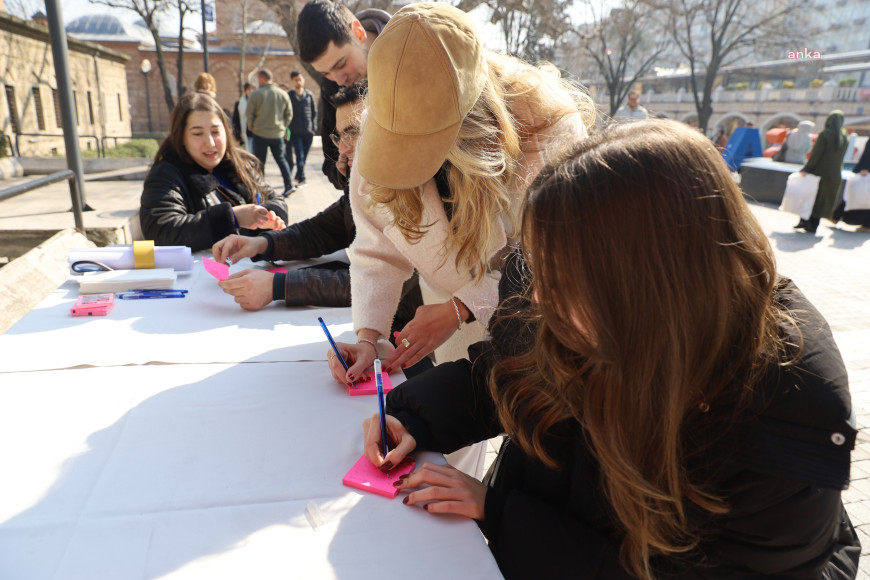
xmin=173 ymin=0 xmax=196 ymax=100
xmin=89 ymin=0 xmax=177 ymax=113
xmin=4 ymin=0 xmax=43 ymax=20
xmin=652 ymin=0 xmax=808 ymax=133
xmin=485 ymin=0 xmax=573 ymax=62
xmin=573 ymin=0 xmax=669 ymax=117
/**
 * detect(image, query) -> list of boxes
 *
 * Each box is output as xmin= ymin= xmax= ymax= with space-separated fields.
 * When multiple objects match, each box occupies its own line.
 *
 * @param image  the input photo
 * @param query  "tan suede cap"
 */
xmin=356 ymin=2 xmax=488 ymax=189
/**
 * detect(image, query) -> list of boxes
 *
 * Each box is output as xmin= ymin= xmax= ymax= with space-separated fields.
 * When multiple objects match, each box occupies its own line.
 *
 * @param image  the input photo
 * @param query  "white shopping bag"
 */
xmin=779 ymin=172 xmax=821 ymax=220
xmin=843 ymin=173 xmax=870 ymax=211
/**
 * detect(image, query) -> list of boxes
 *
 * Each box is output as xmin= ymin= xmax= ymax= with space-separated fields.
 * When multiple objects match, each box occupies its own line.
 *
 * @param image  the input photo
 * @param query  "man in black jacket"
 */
xmin=296 ymin=1 xmax=389 ymax=190
xmin=212 ymin=82 xmax=422 ymax=339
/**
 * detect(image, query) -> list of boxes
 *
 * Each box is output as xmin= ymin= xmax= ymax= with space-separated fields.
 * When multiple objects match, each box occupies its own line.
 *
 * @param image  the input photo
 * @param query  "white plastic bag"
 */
xmin=843 ymin=173 xmax=870 ymax=211
xmin=779 ymin=172 xmax=821 ymax=220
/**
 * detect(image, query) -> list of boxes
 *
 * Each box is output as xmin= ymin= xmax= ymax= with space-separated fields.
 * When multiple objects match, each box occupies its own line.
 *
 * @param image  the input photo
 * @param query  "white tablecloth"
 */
xmin=0 ymin=363 xmax=501 ymax=579
xmin=0 ymin=254 xmax=503 ymax=579
xmin=0 ymin=255 xmax=357 ymax=373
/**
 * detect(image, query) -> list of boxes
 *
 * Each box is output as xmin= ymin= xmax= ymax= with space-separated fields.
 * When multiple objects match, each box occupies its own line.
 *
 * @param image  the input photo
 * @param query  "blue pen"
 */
xmin=132 ymin=288 xmax=188 ymax=294
xmin=256 ymin=193 xmax=261 ymax=205
xmin=117 ymin=291 xmax=186 ymax=300
xmin=375 ymin=359 xmax=389 ymax=463
xmin=317 ymin=316 xmax=356 ymax=387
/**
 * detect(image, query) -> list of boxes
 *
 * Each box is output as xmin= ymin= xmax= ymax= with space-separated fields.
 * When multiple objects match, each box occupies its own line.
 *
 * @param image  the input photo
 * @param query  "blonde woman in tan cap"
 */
xmin=326 ymin=5 xmax=593 ymax=383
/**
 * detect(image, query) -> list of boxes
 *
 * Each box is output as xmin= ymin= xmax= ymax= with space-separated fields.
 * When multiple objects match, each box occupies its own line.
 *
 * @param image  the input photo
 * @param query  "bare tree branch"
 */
xmin=652 ymin=0 xmax=808 ymax=132
xmin=574 ymin=0 xmax=670 ymax=117
xmin=90 ymin=0 xmax=177 ymax=112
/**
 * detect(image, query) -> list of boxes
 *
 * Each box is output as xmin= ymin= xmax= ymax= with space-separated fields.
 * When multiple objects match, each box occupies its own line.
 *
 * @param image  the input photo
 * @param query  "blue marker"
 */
xmin=375 ymin=358 xmax=389 ymax=461
xmin=117 ymin=291 xmax=186 ymax=299
xmin=256 ymin=193 xmax=261 ymax=205
xmin=317 ymin=316 xmax=356 ymax=387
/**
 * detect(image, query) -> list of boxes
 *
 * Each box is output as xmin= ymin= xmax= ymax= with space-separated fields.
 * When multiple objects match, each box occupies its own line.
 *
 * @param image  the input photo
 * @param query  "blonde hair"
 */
xmin=367 ymin=52 xmax=595 ymax=281
xmin=493 ymin=120 xmax=793 ymax=579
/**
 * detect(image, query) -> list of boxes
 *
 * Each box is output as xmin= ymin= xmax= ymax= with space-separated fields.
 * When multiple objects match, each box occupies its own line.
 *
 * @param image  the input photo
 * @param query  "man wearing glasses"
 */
xmin=212 ymin=82 xmax=423 ymax=342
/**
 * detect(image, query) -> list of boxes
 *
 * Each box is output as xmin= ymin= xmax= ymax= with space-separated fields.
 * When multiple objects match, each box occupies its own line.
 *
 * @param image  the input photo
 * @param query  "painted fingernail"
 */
xmin=393 ymin=331 xmax=400 ymax=337
xmin=398 ymin=473 xmax=410 ymax=480
xmin=348 ymin=373 xmax=355 ymax=381
xmin=393 ymin=479 xmax=404 ymax=487
xmin=380 ymin=461 xmax=393 ymax=473
xmin=423 ymin=503 xmax=429 ymax=511
xmin=402 ymin=496 xmax=410 ymax=505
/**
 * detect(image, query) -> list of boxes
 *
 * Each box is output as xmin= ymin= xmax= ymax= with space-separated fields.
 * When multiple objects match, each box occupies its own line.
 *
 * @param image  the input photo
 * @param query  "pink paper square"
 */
xmin=266 ymin=266 xmax=288 ymax=274
xmin=342 ymin=455 xmax=415 ymax=498
xmin=348 ymin=370 xmax=394 ymax=396
xmin=203 ymin=257 xmax=229 ymax=281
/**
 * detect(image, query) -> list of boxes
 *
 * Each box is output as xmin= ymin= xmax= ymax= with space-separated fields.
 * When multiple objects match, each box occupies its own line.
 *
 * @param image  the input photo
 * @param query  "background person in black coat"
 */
xmin=352 ymin=120 xmax=860 ymax=579
xmin=140 ymin=93 xmax=287 ymax=251
xmin=839 ymin=142 xmax=870 ymax=230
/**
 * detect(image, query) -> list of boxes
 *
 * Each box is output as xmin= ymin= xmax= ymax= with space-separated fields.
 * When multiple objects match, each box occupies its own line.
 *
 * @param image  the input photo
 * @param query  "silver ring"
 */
xmin=401 ymin=338 xmax=411 ymax=349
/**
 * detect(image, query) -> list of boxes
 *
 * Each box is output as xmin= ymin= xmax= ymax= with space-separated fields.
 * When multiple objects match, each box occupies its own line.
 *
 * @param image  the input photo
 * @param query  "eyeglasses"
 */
xmin=330 ymin=125 xmax=360 ymax=147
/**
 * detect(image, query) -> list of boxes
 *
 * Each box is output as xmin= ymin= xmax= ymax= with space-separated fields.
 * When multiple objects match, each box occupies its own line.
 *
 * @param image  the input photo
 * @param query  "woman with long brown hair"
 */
xmin=360 ymin=120 xmax=859 ymax=579
xmin=140 ymin=92 xmax=287 ymax=251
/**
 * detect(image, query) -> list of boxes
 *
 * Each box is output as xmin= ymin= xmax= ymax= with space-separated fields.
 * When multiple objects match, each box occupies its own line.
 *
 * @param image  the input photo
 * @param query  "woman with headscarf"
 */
xmin=783 ymin=120 xmax=815 ymax=164
xmin=794 ymin=111 xmax=849 ymax=233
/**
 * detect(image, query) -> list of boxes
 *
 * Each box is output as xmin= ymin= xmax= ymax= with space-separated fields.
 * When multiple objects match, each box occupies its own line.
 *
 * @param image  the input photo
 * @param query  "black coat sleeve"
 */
xmin=319 ymin=86 xmax=348 ymax=191
xmin=139 ymin=163 xmax=236 ymax=251
xmin=262 ymin=194 xmax=353 ymax=261
xmin=488 ymin=489 xmax=632 ymax=580
xmin=282 ymin=265 xmax=351 ymax=308
xmin=854 ymin=143 xmax=870 ymax=173
xmin=386 ymin=248 xmax=532 ymax=451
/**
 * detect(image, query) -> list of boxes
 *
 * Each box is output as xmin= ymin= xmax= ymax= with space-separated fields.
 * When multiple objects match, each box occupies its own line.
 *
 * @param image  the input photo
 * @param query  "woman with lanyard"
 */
xmin=140 ymin=92 xmax=287 ymax=251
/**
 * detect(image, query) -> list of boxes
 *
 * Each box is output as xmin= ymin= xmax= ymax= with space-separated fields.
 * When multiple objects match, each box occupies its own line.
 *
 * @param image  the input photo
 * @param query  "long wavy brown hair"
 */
xmin=154 ymin=92 xmax=265 ymax=203
xmin=492 ymin=120 xmax=790 ymax=579
xmin=367 ymin=51 xmax=595 ymax=281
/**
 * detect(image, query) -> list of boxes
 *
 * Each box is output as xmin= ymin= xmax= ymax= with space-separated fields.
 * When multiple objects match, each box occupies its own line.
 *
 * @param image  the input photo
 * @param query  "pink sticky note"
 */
xmin=203 ymin=257 xmax=229 ymax=281
xmin=342 ymin=455 xmax=415 ymax=498
xmin=267 ymin=266 xmax=288 ymax=274
xmin=348 ymin=370 xmax=394 ymax=396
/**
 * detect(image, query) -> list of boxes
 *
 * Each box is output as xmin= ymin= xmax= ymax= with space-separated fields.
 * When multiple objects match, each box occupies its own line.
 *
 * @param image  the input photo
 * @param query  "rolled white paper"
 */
xmin=68 ymin=245 xmax=194 ymax=272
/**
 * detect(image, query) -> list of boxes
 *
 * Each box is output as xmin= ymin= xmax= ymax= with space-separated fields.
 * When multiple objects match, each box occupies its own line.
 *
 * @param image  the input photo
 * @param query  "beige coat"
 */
xmin=347 ymin=111 xmax=588 ymax=358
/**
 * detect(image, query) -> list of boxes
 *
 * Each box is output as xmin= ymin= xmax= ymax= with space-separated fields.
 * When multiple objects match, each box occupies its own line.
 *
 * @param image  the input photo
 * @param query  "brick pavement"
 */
xmin=267 ymin=152 xmax=870 ymax=574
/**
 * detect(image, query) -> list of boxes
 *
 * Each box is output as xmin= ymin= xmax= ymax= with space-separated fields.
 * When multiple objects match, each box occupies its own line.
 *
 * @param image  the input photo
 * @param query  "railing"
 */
xmin=14 ymin=133 xmax=101 ymax=158
xmin=0 ymin=134 xmax=14 ymax=157
xmin=606 ymin=86 xmax=870 ymax=106
xmin=0 ymin=169 xmax=85 ymax=230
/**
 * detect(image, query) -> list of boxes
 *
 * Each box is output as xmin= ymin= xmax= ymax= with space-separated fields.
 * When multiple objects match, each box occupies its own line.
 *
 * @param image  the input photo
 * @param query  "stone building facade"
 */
xmin=0 ymin=12 xmax=131 ymax=157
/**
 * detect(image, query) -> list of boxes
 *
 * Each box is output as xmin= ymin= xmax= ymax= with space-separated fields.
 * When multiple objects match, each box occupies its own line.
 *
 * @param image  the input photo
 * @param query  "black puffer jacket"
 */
xmin=387 ymin=250 xmax=860 ymax=580
xmin=255 ymin=189 xmax=422 ymax=332
xmin=139 ymin=152 xmax=288 ymax=251
xmin=256 ymin=191 xmax=355 ymax=308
